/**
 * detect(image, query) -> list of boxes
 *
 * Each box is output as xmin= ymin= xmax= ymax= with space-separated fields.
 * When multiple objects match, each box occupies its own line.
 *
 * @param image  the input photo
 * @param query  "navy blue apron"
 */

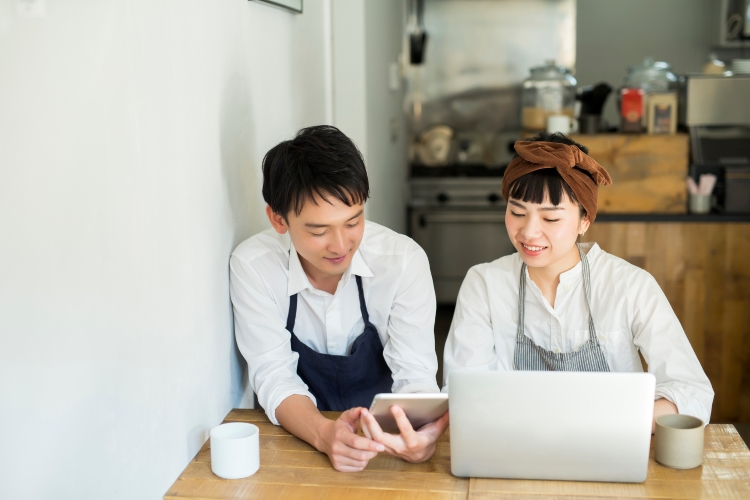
xmin=287 ymin=275 xmax=393 ymax=411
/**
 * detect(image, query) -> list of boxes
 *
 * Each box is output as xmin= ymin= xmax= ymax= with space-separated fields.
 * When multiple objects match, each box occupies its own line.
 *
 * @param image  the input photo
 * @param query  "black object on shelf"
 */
xmin=577 ymin=82 xmax=612 ymax=115
xmin=408 ymin=0 xmax=428 ymax=65
xmin=410 ymin=32 xmax=428 ymax=65
xmin=577 ymin=83 xmax=612 ymax=134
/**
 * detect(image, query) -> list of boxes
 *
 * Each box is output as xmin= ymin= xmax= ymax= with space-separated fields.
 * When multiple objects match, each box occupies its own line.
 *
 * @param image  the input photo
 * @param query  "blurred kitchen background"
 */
xmin=398 ymin=1 xmax=750 ymax=445
xmin=1 ymin=1 xmax=749 ymax=498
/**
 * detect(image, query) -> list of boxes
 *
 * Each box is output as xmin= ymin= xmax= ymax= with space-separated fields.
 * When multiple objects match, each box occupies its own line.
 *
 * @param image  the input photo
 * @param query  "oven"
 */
xmin=409 ymin=178 xmax=516 ymax=304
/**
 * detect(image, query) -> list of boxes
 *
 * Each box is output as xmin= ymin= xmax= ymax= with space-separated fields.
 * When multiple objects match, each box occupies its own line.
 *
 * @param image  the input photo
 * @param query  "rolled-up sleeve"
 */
xmin=630 ymin=271 xmax=714 ymax=424
xmin=229 ymin=254 xmax=315 ymax=425
xmin=383 ymin=243 xmax=441 ymax=394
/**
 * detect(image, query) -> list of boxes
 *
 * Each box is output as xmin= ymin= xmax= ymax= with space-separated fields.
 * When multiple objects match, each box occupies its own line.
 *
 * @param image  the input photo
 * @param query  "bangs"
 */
xmin=291 ymin=185 xmax=365 ymax=216
xmin=508 ymin=169 xmax=580 ymax=207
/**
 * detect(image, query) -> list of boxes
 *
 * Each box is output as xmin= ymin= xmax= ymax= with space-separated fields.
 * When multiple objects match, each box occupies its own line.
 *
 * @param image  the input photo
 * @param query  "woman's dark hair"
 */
xmin=262 ymin=125 xmax=369 ymax=217
xmin=507 ymin=132 xmax=593 ymax=217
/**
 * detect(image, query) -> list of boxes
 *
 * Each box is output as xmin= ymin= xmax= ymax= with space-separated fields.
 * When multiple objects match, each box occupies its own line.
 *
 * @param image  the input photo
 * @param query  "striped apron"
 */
xmin=513 ymin=244 xmax=610 ymax=372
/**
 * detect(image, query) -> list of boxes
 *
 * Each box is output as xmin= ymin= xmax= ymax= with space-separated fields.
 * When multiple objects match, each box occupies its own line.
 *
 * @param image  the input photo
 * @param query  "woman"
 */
xmin=442 ymin=132 xmax=713 ymax=429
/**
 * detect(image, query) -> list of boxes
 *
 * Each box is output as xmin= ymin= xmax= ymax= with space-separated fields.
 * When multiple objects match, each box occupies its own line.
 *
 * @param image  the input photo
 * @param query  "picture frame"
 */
xmin=253 ymin=0 xmax=302 ymax=14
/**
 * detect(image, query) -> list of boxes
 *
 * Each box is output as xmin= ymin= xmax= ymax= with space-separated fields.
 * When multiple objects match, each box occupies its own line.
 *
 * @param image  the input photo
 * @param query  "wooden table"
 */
xmin=165 ymin=409 xmax=750 ymax=499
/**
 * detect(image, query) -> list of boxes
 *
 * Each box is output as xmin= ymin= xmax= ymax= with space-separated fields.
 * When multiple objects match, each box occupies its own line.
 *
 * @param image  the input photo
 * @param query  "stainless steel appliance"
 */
xmin=409 ymin=178 xmax=516 ymax=303
xmin=726 ymin=167 xmax=750 ymax=213
xmin=685 ymin=75 xmax=750 ymax=213
xmin=685 ymin=75 xmax=750 ymax=130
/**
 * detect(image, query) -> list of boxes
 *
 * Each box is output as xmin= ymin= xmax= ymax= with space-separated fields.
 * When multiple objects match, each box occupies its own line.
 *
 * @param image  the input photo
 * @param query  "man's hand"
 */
xmin=652 ymin=398 xmax=678 ymax=434
xmin=276 ymin=396 xmax=384 ymax=472
xmin=359 ymin=405 xmax=449 ymax=463
xmin=317 ymin=407 xmax=385 ymax=472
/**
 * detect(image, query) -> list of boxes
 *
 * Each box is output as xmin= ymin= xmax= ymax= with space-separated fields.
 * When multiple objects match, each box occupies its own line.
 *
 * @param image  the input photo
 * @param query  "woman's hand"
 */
xmin=652 ymin=398 xmax=678 ymax=434
xmin=359 ymin=405 xmax=449 ymax=463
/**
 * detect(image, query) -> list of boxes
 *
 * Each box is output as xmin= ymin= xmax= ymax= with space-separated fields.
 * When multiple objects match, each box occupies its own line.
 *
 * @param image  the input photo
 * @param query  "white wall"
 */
xmin=0 ymin=0 xmax=331 ymax=498
xmin=364 ymin=0 xmax=409 ymax=233
xmin=576 ymin=0 xmax=721 ymax=125
xmin=332 ymin=0 xmax=407 ymax=233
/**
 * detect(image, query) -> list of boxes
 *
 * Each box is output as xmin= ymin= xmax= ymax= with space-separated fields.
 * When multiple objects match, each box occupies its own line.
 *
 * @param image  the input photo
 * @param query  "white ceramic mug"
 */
xmin=210 ymin=422 xmax=260 ymax=479
xmin=546 ymin=115 xmax=578 ymax=135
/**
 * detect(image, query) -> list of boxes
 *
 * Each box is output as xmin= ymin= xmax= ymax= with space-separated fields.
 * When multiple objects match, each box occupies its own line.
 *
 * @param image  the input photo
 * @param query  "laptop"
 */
xmin=448 ymin=370 xmax=656 ymax=483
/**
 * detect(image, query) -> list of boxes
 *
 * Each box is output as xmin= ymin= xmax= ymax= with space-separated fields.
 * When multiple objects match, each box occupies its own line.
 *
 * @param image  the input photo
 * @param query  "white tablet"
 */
xmin=368 ymin=393 xmax=449 ymax=434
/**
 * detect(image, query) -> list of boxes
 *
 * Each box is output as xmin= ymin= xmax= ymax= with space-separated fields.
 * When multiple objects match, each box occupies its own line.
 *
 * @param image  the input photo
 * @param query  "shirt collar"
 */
xmin=559 ymin=242 xmax=600 ymax=283
xmin=286 ymin=242 xmax=374 ymax=296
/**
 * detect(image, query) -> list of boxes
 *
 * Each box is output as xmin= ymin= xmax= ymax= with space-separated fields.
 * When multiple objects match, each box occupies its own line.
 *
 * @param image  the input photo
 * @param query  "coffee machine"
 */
xmin=685 ymin=75 xmax=750 ymax=213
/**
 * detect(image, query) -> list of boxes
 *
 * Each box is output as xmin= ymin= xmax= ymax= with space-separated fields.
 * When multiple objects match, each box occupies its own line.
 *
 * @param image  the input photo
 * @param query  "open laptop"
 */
xmin=448 ymin=371 xmax=656 ymax=483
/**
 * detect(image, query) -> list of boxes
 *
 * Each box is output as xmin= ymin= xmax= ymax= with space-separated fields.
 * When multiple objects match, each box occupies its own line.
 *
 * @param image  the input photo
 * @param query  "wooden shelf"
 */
xmin=570 ymin=133 xmax=690 ymax=215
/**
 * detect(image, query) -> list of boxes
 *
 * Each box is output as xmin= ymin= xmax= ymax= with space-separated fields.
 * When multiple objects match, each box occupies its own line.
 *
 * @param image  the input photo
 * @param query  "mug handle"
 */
xmin=569 ymin=116 xmax=579 ymax=134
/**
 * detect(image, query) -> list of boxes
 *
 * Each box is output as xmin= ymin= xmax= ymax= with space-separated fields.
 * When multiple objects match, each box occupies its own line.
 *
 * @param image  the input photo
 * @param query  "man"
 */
xmin=230 ymin=125 xmax=448 ymax=472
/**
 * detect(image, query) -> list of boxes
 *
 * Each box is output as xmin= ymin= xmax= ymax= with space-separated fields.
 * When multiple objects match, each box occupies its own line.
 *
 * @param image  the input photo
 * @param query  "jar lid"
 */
xmin=623 ymin=57 xmax=677 ymax=92
xmin=625 ymin=58 xmax=677 ymax=82
xmin=528 ymin=59 xmax=576 ymax=84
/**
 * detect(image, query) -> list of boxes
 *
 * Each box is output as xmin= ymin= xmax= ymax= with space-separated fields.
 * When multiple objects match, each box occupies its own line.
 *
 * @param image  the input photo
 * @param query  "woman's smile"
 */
xmin=520 ymin=242 xmax=548 ymax=256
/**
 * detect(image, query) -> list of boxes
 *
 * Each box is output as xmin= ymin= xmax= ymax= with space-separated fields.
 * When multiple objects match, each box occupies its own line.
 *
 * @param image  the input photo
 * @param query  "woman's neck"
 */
xmin=527 ymin=244 xmax=581 ymax=308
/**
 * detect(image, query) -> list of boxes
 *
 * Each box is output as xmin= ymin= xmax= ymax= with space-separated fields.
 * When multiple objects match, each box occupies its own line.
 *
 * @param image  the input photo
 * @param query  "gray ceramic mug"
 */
xmin=654 ymin=414 xmax=704 ymax=469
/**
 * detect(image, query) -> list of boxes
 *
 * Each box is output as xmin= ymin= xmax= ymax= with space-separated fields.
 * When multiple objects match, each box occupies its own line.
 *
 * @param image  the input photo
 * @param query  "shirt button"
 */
xmin=563 ymin=285 xmax=570 ymax=291
xmin=328 ymin=342 xmax=337 ymax=348
xmin=554 ymin=348 xmax=561 ymax=354
xmin=599 ymin=334 xmax=606 ymax=342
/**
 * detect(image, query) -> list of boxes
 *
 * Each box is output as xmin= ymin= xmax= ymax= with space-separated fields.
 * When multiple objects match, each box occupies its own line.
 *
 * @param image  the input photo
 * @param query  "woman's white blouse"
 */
xmin=442 ymin=242 xmax=714 ymax=424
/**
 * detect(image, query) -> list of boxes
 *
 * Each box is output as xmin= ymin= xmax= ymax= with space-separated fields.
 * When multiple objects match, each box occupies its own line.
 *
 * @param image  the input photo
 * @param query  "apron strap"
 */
xmin=287 ymin=276 xmax=370 ymax=334
xmin=577 ymin=244 xmax=601 ymax=347
xmin=516 ymin=263 xmax=527 ymax=340
xmin=355 ymin=275 xmax=370 ymax=324
xmin=286 ymin=293 xmax=298 ymax=332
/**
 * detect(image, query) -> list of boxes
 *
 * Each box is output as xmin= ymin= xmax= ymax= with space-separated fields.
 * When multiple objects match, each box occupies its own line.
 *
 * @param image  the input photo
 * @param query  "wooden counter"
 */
xmin=570 ymin=133 xmax=689 ymax=214
xmin=165 ymin=409 xmax=750 ymax=499
xmin=581 ymin=222 xmax=750 ymax=423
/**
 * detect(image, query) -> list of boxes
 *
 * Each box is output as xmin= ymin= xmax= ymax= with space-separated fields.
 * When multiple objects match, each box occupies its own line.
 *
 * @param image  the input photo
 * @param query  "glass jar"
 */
xmin=521 ymin=60 xmax=577 ymax=131
xmin=622 ymin=57 xmax=678 ymax=93
xmin=620 ymin=58 xmax=678 ymax=132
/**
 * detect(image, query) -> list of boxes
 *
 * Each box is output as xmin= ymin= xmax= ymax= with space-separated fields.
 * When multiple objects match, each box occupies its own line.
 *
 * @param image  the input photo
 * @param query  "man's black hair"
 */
xmin=262 ymin=125 xmax=370 ymax=217
xmin=507 ymin=132 xmax=592 ymax=217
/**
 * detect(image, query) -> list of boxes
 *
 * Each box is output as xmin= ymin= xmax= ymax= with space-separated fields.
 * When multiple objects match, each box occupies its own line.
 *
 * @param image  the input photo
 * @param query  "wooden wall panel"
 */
xmin=570 ymin=133 xmax=689 ymax=214
xmin=581 ymin=223 xmax=750 ymax=422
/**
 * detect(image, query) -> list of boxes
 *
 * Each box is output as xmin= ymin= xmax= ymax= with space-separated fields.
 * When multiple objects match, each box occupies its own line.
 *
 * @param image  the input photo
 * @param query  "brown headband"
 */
xmin=501 ymin=141 xmax=612 ymax=222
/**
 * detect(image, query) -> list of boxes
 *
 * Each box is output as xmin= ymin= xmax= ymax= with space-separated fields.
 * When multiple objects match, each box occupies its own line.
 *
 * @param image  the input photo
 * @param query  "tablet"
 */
xmin=367 ymin=393 xmax=449 ymax=434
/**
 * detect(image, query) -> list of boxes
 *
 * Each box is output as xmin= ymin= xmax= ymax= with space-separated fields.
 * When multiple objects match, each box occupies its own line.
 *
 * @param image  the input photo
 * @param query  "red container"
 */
xmin=621 ymin=88 xmax=645 ymax=133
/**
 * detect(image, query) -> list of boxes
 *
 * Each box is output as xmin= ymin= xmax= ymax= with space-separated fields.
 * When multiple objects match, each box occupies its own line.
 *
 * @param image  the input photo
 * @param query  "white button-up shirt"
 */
xmin=230 ymin=221 xmax=440 ymax=424
xmin=443 ymin=243 xmax=714 ymax=424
